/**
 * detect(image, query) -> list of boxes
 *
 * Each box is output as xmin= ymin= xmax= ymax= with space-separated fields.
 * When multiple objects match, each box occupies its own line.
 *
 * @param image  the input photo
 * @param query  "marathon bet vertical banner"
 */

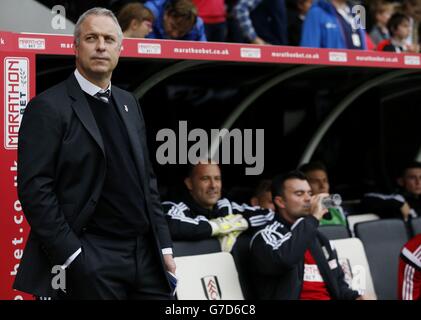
xmin=1 ymin=53 xmax=35 ymax=299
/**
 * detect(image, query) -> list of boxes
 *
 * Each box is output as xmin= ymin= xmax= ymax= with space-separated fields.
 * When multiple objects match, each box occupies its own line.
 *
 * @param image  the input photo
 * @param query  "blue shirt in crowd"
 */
xmin=144 ymin=0 xmax=207 ymax=41
xmin=300 ymin=0 xmax=366 ymax=49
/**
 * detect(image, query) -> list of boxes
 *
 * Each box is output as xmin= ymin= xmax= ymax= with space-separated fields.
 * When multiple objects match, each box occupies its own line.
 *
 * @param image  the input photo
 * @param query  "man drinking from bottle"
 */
xmin=249 ymin=170 xmax=372 ymax=300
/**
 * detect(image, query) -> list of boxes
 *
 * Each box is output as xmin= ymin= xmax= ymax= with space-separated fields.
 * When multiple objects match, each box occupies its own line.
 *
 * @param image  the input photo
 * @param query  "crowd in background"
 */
xmin=37 ymin=0 xmax=421 ymax=52
xmin=110 ymin=0 xmax=421 ymax=53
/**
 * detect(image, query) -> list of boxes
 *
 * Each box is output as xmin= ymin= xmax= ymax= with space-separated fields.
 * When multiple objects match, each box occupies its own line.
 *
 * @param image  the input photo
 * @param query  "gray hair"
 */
xmin=74 ymin=7 xmax=123 ymax=45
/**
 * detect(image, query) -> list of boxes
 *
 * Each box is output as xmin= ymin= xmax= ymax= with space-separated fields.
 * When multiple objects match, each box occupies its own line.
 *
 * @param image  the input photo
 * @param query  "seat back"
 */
xmin=330 ymin=238 xmax=376 ymax=298
xmin=318 ymin=225 xmax=350 ymax=240
xmin=347 ymin=213 xmax=380 ymax=236
xmin=410 ymin=217 xmax=421 ymax=236
xmin=173 ymin=239 xmax=221 ymax=257
xmin=174 ymin=252 xmax=244 ymax=300
xmin=355 ymin=219 xmax=408 ymax=299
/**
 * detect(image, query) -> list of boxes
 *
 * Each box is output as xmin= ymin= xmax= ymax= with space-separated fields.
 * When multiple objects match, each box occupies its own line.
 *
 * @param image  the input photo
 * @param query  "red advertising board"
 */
xmin=0 ymin=52 xmax=35 ymax=300
xmin=0 ymin=30 xmax=421 ymax=69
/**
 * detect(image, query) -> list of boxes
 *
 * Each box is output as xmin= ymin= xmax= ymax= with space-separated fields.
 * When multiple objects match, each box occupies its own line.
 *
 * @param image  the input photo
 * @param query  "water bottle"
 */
xmin=321 ymin=194 xmax=342 ymax=209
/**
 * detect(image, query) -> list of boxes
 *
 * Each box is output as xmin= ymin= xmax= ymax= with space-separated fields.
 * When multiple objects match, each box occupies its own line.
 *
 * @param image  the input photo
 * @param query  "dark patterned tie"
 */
xmin=95 ymin=89 xmax=111 ymax=103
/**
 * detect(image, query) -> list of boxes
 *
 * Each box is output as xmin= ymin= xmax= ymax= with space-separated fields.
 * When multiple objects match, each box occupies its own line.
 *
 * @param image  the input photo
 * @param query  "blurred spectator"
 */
xmin=144 ymin=0 xmax=207 ymax=40
xmin=377 ymin=12 xmax=419 ymax=52
xmin=287 ymin=0 xmax=313 ymax=46
xmin=232 ymin=0 xmax=288 ymax=45
xmin=192 ymin=0 xmax=227 ymax=41
xmin=300 ymin=0 xmax=367 ymax=49
xmin=400 ymin=0 xmax=421 ymax=46
xmin=369 ymin=0 xmax=395 ymax=45
xmin=299 ymin=162 xmax=347 ymax=226
xmin=362 ymin=161 xmax=421 ymax=220
xmin=225 ymin=0 xmax=249 ymax=43
xmin=249 ymin=171 xmax=370 ymax=299
xmin=162 ymin=161 xmax=274 ymax=252
xmin=250 ymin=179 xmax=275 ymax=210
xmin=365 ymin=31 xmax=376 ymax=50
xmin=398 ymin=234 xmax=421 ymax=300
xmin=117 ymin=2 xmax=153 ymax=38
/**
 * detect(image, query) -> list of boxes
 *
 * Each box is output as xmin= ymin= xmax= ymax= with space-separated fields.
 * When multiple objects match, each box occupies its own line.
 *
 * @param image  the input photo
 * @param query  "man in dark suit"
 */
xmin=14 ymin=7 xmax=176 ymax=300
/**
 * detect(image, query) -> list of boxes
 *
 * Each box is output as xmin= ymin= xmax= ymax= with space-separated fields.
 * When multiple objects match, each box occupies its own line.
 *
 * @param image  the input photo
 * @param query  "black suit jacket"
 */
xmin=14 ymin=74 xmax=172 ymax=297
xmin=251 ymin=216 xmax=360 ymax=300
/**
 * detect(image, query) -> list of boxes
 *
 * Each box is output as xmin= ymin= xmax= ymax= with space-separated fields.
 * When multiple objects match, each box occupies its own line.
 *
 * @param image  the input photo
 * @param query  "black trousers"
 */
xmin=62 ymin=231 xmax=171 ymax=300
